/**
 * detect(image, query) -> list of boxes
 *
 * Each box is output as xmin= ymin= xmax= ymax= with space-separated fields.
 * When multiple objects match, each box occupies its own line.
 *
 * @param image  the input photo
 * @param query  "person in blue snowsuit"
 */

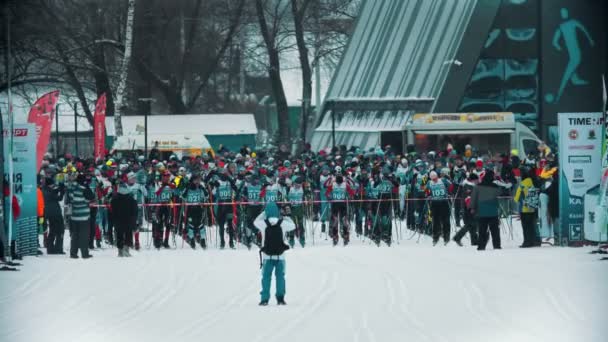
xmin=254 ymin=202 xmax=296 ymax=306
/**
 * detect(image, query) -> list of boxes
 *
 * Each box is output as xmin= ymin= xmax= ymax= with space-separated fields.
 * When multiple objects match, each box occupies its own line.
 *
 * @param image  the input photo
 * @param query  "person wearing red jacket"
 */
xmin=2 ymin=179 xmax=21 ymax=261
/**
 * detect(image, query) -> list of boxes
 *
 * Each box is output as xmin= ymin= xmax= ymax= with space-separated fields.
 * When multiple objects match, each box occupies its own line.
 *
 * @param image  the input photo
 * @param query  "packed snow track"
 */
xmin=1 ymin=227 xmax=606 ymax=342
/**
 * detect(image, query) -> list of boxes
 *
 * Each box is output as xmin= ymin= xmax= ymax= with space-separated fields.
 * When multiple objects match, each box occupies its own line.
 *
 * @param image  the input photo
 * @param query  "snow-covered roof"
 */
xmin=324 ymin=0 xmax=476 ymax=100
xmin=113 ymin=134 xmax=211 ymax=151
xmin=324 ymin=97 xmax=435 ymax=102
xmin=105 ymin=114 xmax=258 ymax=136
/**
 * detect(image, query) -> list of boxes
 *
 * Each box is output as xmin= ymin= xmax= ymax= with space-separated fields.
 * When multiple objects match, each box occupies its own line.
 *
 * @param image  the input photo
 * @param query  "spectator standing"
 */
xmin=111 ymin=182 xmax=138 ymax=257
xmin=514 ymin=168 xmax=541 ymax=248
xmin=43 ymin=178 xmax=66 ymax=254
xmin=470 ymin=170 xmax=502 ymax=250
xmin=68 ymin=174 xmax=95 ymax=259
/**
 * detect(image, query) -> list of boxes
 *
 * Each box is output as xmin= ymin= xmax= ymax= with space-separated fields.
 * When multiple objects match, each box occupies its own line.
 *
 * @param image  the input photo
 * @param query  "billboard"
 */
xmin=558 ymin=112 xmax=603 ymax=245
xmin=3 ymin=123 xmax=39 ymax=256
xmin=541 ymin=1 xmax=606 ymax=127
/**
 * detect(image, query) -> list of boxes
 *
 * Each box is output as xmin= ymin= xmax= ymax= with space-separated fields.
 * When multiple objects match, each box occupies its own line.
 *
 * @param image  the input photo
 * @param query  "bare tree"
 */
xmin=254 ymin=0 xmax=291 ymax=144
xmin=290 ymin=0 xmax=313 ymax=148
xmin=113 ymin=0 xmax=136 ymax=136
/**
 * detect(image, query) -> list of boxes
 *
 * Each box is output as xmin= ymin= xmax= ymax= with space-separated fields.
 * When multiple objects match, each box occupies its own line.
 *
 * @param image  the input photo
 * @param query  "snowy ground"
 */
xmin=1 ymin=220 xmax=607 ymax=342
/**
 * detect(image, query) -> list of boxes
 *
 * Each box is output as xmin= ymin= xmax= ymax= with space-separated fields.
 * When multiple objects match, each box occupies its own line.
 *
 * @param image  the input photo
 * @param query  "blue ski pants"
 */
xmin=260 ymin=259 xmax=286 ymax=301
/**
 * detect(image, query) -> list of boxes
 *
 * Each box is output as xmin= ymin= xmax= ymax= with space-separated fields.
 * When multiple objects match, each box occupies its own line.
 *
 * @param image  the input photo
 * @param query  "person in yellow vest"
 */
xmin=537 ymin=142 xmax=551 ymax=159
xmin=464 ymin=144 xmax=473 ymax=158
xmin=514 ymin=167 xmax=541 ymax=248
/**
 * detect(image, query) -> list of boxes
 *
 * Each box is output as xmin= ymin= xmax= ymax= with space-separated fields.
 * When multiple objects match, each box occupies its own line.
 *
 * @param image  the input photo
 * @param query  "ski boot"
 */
xmin=259 ymin=300 xmax=269 ymax=306
xmin=118 ymin=248 xmax=125 ymax=257
xmin=189 ymin=238 xmax=196 ymax=249
xmin=277 ymin=297 xmax=286 ymax=305
xmin=162 ymin=239 xmax=170 ymax=249
xmin=229 ymin=240 xmax=235 ymax=249
xmin=124 ymin=247 xmax=132 ymax=257
xmin=220 ymin=240 xmax=226 ymax=249
xmin=200 ymin=239 xmax=207 ymax=249
xmin=96 ymin=239 xmax=102 ymax=248
xmin=135 ymin=241 xmax=141 ymax=251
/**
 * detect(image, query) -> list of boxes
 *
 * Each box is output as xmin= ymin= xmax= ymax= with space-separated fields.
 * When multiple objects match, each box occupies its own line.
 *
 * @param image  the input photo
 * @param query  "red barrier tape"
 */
xmin=90 ymin=197 xmax=514 ymax=208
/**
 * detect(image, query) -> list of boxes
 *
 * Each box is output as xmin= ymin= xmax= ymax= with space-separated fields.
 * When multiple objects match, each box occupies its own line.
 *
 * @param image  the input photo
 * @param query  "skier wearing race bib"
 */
xmin=181 ymin=174 xmax=209 ymax=249
xmin=260 ymin=172 xmax=285 ymax=205
xmin=209 ymin=168 xmax=239 ymax=249
xmin=426 ymin=171 xmax=453 ymax=246
xmin=354 ymin=167 xmax=371 ymax=237
xmin=152 ymin=171 xmax=176 ymax=249
xmin=325 ymin=168 xmax=355 ymax=246
xmin=241 ymin=174 xmax=264 ymax=248
xmin=286 ymin=177 xmax=307 ymax=248
xmin=395 ymin=158 xmax=408 ymax=219
xmin=514 ymin=167 xmax=541 ymax=248
xmin=319 ymin=165 xmax=331 ymax=233
xmin=451 ymin=156 xmax=467 ymax=228
xmin=412 ymin=160 xmax=428 ymax=231
xmin=371 ymin=167 xmax=399 ymax=246
xmin=127 ymin=172 xmax=146 ymax=250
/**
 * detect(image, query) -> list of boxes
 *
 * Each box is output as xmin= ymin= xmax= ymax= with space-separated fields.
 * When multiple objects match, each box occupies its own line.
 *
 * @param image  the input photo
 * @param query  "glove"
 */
xmin=38 ymin=217 xmax=44 ymax=225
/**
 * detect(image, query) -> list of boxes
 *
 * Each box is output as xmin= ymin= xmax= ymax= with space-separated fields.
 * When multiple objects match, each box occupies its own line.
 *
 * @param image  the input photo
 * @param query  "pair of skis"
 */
xmin=1 ymin=260 xmax=21 ymax=271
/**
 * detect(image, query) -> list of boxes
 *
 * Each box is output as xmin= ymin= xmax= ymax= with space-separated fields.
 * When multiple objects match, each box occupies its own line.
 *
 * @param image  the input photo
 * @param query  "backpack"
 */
xmin=261 ymin=219 xmax=289 ymax=256
xmin=522 ymin=185 xmax=540 ymax=209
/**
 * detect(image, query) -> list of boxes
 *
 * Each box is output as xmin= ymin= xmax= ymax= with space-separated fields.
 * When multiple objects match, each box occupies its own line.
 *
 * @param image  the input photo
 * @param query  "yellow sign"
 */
xmin=412 ymin=112 xmax=513 ymax=125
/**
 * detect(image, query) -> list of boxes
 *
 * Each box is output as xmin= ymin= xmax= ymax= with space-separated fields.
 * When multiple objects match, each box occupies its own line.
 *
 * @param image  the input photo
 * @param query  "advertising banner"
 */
xmin=2 ymin=123 xmax=39 ymax=256
xmin=596 ymin=76 xmax=608 ymax=243
xmin=93 ymin=93 xmax=107 ymax=160
xmin=558 ymin=112 xmax=603 ymax=245
xmin=411 ymin=112 xmax=514 ymax=125
xmin=26 ymin=90 xmax=60 ymax=170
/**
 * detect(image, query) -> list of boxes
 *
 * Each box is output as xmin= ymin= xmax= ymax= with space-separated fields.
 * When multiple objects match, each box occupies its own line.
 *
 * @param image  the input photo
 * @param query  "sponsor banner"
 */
xmin=94 ymin=93 xmax=107 ymax=160
xmin=412 ymin=112 xmax=514 ymax=125
xmin=558 ymin=112 xmax=603 ymax=244
xmin=597 ymin=76 xmax=607 ymax=244
xmin=2 ymin=124 xmax=39 ymax=256
xmin=26 ymin=90 xmax=60 ymax=170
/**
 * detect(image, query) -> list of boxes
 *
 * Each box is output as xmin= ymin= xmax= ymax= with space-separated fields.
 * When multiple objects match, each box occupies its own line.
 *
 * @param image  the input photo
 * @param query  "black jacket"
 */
xmin=261 ymin=219 xmax=289 ymax=256
xmin=546 ymin=180 xmax=559 ymax=219
xmin=43 ymin=185 xmax=65 ymax=219
xmin=110 ymin=193 xmax=138 ymax=227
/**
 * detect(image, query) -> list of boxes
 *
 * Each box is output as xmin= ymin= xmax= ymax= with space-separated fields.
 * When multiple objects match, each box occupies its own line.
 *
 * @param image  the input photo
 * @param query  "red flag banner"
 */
xmin=27 ymin=90 xmax=60 ymax=170
xmin=94 ymin=93 xmax=107 ymax=160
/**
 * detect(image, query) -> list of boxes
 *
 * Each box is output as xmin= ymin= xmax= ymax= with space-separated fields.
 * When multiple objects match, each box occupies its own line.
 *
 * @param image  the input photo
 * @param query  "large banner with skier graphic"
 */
xmin=558 ymin=112 xmax=603 ymax=245
xmin=2 ymin=123 xmax=39 ymax=256
xmin=26 ymin=90 xmax=60 ymax=170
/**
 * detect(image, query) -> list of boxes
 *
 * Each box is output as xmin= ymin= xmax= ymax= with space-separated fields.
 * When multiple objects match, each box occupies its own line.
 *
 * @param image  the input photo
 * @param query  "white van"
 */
xmin=403 ymin=112 xmax=541 ymax=157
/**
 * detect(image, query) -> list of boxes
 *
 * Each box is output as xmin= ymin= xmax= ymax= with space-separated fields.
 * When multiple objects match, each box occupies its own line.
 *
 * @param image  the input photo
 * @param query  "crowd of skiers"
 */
xmin=2 ymin=140 xmax=561 ymax=262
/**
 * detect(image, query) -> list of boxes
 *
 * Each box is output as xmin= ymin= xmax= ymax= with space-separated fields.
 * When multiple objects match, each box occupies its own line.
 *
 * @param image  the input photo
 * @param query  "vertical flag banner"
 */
xmin=2 ymin=124 xmax=39 ymax=256
xmin=597 ymin=75 xmax=608 ymax=243
xmin=27 ymin=90 xmax=60 ymax=170
xmin=94 ymin=93 xmax=107 ymax=160
xmin=558 ymin=112 xmax=603 ymax=246
xmin=602 ymin=75 xmax=607 ymax=157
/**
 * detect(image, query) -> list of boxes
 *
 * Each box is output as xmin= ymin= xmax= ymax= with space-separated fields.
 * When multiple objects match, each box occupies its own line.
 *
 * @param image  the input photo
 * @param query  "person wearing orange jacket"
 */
xmin=37 ymin=177 xmax=45 ymax=248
